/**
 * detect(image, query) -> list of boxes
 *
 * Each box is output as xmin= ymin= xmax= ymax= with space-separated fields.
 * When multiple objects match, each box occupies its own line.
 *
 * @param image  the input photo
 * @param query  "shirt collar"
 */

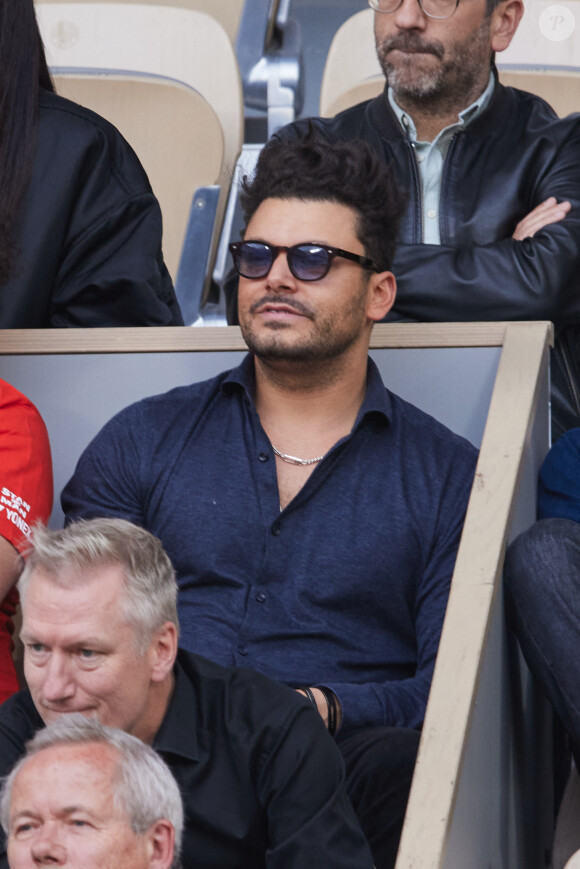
xmin=356 ymin=357 xmax=392 ymax=426
xmin=222 ymin=352 xmax=256 ymax=401
xmin=222 ymin=354 xmax=391 ymax=426
xmin=152 ymin=650 xmax=199 ymax=762
xmin=388 ymin=70 xmax=495 ymax=143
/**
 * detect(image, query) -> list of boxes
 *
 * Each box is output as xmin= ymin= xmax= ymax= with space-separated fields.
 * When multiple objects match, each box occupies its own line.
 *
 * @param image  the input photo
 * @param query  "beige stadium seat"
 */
xmin=36 ymin=2 xmax=243 ymax=318
xmin=320 ymin=3 xmax=580 ymax=119
xmin=35 ymin=0 xmax=245 ymax=44
xmin=36 ymin=3 xmax=242 ymax=188
xmin=53 ymin=74 xmax=223 ymax=286
xmin=319 ymin=9 xmax=381 ymax=118
xmin=498 ymin=68 xmax=580 ymax=116
xmin=497 ymin=0 xmax=580 ymax=116
xmin=35 ymin=0 xmax=303 ymax=135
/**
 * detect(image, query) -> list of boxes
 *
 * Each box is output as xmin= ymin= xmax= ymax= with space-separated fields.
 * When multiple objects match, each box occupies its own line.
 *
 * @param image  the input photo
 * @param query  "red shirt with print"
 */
xmin=0 ymin=380 xmax=53 ymax=702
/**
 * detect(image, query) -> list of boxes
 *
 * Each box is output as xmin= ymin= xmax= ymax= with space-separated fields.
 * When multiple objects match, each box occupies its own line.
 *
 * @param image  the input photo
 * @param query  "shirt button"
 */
xmin=258 ymin=452 xmax=269 ymax=462
xmin=256 ymin=592 xmax=266 ymax=603
xmin=427 ymin=209 xmax=437 ymax=219
xmin=271 ymin=525 xmax=281 ymax=536
xmin=238 ymin=646 xmax=248 ymax=656
xmin=416 ymin=154 xmax=424 ymax=163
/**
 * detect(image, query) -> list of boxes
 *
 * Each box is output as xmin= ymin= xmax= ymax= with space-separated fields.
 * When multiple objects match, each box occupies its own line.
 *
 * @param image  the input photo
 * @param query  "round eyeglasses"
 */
xmin=229 ymin=241 xmax=379 ymax=282
xmin=368 ymin=0 xmax=460 ymax=20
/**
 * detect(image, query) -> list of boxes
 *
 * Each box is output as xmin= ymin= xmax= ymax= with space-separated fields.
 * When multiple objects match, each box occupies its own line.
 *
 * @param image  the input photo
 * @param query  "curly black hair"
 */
xmin=240 ymin=127 xmax=406 ymax=273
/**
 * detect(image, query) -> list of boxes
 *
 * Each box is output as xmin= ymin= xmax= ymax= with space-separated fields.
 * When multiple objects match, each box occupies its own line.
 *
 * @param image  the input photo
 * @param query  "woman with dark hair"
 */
xmin=0 ymin=0 xmax=182 ymax=326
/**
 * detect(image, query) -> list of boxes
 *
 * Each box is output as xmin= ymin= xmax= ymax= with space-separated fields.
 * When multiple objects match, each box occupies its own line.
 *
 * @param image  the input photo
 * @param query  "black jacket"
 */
xmin=0 ymin=89 xmax=183 ymax=327
xmin=280 ymin=79 xmax=580 ymax=437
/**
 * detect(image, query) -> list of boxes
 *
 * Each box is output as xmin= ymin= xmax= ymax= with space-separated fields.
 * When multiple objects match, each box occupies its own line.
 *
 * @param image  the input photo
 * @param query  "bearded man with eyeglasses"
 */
xmin=278 ymin=0 xmax=580 ymax=441
xmin=62 ymin=134 xmax=477 ymax=869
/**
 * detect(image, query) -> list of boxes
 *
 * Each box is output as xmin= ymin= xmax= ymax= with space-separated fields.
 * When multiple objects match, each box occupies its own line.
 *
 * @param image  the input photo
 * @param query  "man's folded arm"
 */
xmin=393 ymin=121 xmax=580 ymax=326
xmin=392 ymin=220 xmax=580 ymax=327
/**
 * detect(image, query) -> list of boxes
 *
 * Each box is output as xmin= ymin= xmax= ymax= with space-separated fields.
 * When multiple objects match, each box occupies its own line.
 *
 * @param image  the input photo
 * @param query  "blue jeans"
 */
xmin=505 ymin=518 xmax=580 ymax=769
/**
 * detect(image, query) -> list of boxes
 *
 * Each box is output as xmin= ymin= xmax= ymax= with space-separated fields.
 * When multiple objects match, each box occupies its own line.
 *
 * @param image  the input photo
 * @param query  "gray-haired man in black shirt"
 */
xmin=0 ymin=518 xmax=374 ymax=869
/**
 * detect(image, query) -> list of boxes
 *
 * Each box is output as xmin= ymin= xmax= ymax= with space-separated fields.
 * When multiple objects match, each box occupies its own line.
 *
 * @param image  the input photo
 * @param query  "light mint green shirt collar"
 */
xmin=387 ymin=71 xmax=495 ymax=143
xmin=388 ymin=72 xmax=495 ymax=243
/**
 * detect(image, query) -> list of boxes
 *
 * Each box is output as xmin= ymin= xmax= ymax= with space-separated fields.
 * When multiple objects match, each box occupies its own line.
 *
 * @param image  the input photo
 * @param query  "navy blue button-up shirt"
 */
xmin=63 ymin=354 xmax=477 ymax=732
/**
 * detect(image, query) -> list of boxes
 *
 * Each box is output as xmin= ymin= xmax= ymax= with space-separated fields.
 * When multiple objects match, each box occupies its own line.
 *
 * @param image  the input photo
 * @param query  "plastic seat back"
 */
xmin=36 ymin=0 xmax=245 ymax=43
xmin=319 ymin=9 xmax=382 ymax=118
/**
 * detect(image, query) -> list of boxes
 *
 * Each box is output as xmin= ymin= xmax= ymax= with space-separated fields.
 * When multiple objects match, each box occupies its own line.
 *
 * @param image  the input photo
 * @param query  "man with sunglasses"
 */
xmin=62 ymin=134 xmax=478 ymax=869
xmin=277 ymin=0 xmax=580 ymax=440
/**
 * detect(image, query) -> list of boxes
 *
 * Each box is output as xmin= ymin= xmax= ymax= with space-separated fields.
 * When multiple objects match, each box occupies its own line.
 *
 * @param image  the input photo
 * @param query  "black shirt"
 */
xmin=0 ymin=649 xmax=374 ymax=868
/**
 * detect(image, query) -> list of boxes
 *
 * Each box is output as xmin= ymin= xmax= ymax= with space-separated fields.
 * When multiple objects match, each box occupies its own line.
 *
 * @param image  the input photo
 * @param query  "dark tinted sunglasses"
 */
xmin=229 ymin=241 xmax=379 ymax=282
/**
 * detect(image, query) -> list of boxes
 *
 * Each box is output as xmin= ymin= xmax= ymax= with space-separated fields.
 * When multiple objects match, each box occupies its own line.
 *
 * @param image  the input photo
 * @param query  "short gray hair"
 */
xmin=19 ymin=518 xmax=179 ymax=650
xmin=0 ymin=715 xmax=183 ymax=869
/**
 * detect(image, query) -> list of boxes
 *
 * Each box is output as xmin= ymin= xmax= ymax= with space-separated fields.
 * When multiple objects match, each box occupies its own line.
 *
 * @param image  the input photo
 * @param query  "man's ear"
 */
xmin=366 ymin=270 xmax=397 ymax=322
xmin=146 ymin=819 xmax=175 ymax=869
xmin=149 ymin=622 xmax=178 ymax=683
xmin=490 ymin=0 xmax=524 ymax=53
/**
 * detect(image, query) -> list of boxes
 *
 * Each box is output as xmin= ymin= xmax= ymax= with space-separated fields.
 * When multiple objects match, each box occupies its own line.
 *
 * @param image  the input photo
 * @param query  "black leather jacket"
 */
xmin=0 ymin=89 xmax=183 ymax=327
xmin=280 ymin=78 xmax=580 ymax=438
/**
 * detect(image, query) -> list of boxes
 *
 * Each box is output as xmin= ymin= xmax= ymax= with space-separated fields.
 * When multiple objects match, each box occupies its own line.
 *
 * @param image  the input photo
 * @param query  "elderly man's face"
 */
xmin=20 ymin=565 xmax=168 ymax=741
xmin=7 ymin=743 xmax=159 ymax=868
